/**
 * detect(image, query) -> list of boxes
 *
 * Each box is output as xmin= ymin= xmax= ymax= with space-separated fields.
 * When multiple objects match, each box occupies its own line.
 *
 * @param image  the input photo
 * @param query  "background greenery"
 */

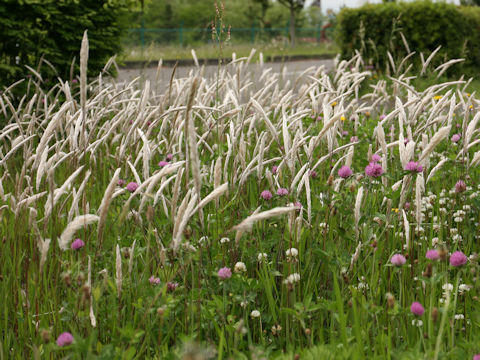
xmin=0 ymin=0 xmax=132 ymax=88
xmin=337 ymin=1 xmax=480 ymax=76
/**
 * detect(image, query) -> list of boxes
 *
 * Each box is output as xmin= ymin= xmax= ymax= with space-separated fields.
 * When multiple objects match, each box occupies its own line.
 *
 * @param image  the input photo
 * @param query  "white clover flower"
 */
xmin=250 ymin=310 xmax=261 ymax=318
xmin=452 ymin=234 xmax=463 ymax=242
xmin=432 ymin=237 xmax=439 ymax=246
xmin=220 ymin=237 xmax=230 ymax=244
xmin=284 ymin=273 xmax=301 ymax=285
xmin=454 ymin=314 xmax=464 ymax=320
xmin=357 ymin=282 xmax=369 ymax=290
xmin=285 ymin=248 xmax=298 ymax=258
xmin=234 ymin=262 xmax=247 ymax=273
xmin=257 ymin=253 xmax=268 ymax=262
xmin=443 ymin=283 xmax=454 ymax=291
xmin=442 ymin=283 xmax=454 ymax=297
xmin=459 ymin=284 xmax=470 ymax=293
xmin=412 ymin=319 xmax=423 ymax=327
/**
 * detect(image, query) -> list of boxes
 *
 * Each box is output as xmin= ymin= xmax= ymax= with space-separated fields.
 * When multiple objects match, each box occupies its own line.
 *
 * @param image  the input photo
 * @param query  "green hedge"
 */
xmin=0 ymin=0 xmax=132 ymax=89
xmin=336 ymin=1 xmax=480 ymax=74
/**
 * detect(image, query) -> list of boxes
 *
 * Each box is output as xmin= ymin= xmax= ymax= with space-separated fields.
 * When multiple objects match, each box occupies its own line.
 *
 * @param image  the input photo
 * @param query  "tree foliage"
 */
xmin=337 ymin=1 xmax=480 ymax=75
xmin=0 ymin=0 xmax=132 ymax=88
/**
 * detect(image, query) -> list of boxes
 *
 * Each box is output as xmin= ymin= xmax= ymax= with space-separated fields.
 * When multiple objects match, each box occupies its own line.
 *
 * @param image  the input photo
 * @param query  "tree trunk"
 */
xmin=289 ymin=6 xmax=296 ymax=48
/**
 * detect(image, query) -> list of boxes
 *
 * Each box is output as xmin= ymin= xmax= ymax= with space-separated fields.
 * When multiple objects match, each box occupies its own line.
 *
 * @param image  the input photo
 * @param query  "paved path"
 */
xmin=117 ymin=59 xmax=334 ymax=87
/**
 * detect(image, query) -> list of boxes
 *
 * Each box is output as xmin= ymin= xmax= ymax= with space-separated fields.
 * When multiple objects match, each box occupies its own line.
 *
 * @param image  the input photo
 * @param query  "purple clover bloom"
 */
xmin=272 ymin=166 xmax=278 ymax=175
xmin=450 ymin=251 xmax=468 ymax=267
xmin=117 ymin=179 xmax=126 ymax=186
xmin=410 ymin=302 xmax=425 ymax=316
xmin=126 ymin=182 xmax=139 ymax=193
xmin=56 ymin=332 xmax=74 ymax=347
xmin=277 ymin=188 xmax=289 ymax=196
xmin=391 ymin=254 xmax=406 ymax=266
xmin=149 ymin=276 xmax=161 ymax=285
xmin=261 ymin=190 xmax=273 ymax=200
xmin=425 ymin=250 xmax=439 ymax=260
xmin=455 ymin=180 xmax=466 ymax=193
xmin=218 ymin=267 xmax=232 ymax=279
xmin=338 ymin=165 xmax=353 ymax=179
xmin=451 ymin=134 xmax=461 ymax=143
xmin=158 ymin=161 xmax=169 ymax=167
xmin=167 ymin=281 xmax=178 ymax=292
xmin=71 ymin=239 xmax=85 ymax=250
xmin=405 ymin=161 xmax=423 ymax=173
xmin=371 ymin=154 xmax=381 ymax=163
xmin=365 ymin=162 xmax=384 ymax=177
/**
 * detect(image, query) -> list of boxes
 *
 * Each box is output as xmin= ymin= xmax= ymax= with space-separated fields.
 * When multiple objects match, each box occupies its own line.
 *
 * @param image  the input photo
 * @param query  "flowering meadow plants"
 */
xmin=2 ymin=35 xmax=480 ymax=359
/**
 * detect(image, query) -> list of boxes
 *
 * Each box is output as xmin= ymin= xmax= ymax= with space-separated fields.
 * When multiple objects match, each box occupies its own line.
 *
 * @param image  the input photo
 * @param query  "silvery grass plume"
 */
xmin=129 ymin=240 xmax=136 ymax=275
xmin=80 ymin=30 xmax=89 ymax=112
xmin=58 ymin=214 xmax=99 ymax=250
xmin=192 ymin=182 xmax=228 ymax=214
xmin=415 ymin=173 xmax=425 ymax=226
xmin=427 ymin=158 xmax=449 ymax=183
xmin=116 ymin=244 xmax=122 ymax=299
xmin=231 ymin=206 xmax=297 ymax=244
xmin=68 ymin=170 xmax=91 ymax=222
xmin=44 ymin=165 xmax=84 ymax=219
xmin=471 ymin=151 xmax=480 ymax=167
xmin=354 ymin=186 xmax=364 ymax=239
xmin=350 ymin=241 xmax=362 ymax=271
xmin=97 ymin=168 xmax=121 ymax=243
xmin=402 ymin=209 xmax=410 ymax=249
xmin=87 ymin=256 xmax=96 ymax=327
xmin=38 ymin=238 xmax=51 ymax=274
xmin=172 ymin=192 xmax=198 ymax=251
xmin=420 ymin=126 xmax=452 ymax=164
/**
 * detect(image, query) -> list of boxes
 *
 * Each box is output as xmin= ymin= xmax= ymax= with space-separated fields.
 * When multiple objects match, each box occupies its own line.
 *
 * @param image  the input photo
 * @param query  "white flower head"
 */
xmin=234 ymin=262 xmax=247 ymax=273
xmin=285 ymin=248 xmax=298 ymax=258
xmin=284 ymin=273 xmax=301 ymax=285
xmin=412 ymin=319 xmax=423 ymax=327
xmin=250 ymin=310 xmax=261 ymax=318
xmin=257 ymin=253 xmax=268 ymax=262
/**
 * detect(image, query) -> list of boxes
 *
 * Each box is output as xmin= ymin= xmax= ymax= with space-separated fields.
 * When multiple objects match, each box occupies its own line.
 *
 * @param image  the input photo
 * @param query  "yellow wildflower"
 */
xmin=331 ymin=101 xmax=337 ymax=107
xmin=341 ymin=116 xmax=346 ymax=121
xmin=392 ymin=208 xmax=399 ymax=213
xmin=433 ymin=95 xmax=442 ymax=100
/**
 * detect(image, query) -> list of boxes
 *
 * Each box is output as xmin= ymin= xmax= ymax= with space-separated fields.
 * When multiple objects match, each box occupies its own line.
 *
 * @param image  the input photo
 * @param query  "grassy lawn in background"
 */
xmin=121 ymin=41 xmax=338 ymax=62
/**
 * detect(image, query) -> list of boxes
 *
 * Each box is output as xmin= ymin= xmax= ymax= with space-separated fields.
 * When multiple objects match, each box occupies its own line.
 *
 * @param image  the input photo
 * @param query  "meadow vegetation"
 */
xmin=1 ymin=34 xmax=480 ymax=359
